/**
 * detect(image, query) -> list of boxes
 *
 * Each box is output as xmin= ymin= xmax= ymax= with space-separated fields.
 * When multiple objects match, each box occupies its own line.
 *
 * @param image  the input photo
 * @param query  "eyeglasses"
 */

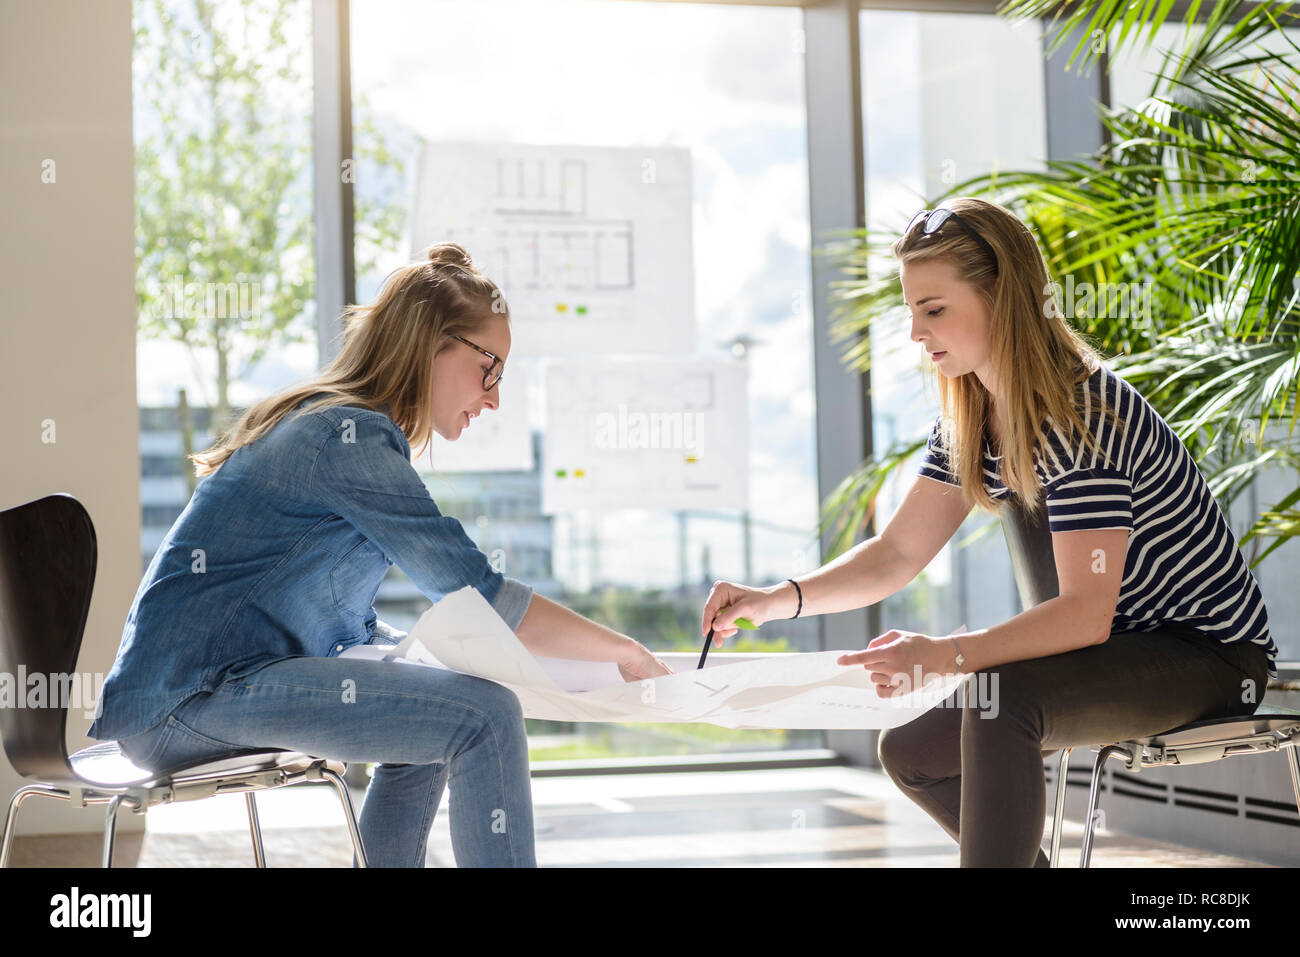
xmin=450 ymin=334 xmax=504 ymax=390
xmin=906 ymin=207 xmax=998 ymax=270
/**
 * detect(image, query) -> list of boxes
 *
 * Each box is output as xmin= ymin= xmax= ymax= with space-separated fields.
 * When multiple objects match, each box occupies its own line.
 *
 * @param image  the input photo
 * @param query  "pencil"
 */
xmin=697 ymin=614 xmax=755 ymax=669
xmin=697 ymin=628 xmax=715 ymax=669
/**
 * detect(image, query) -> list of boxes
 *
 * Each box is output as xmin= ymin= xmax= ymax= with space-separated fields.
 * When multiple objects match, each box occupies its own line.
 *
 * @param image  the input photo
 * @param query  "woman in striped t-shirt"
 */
xmin=917 ymin=359 xmax=1277 ymax=679
xmin=699 ymin=197 xmax=1273 ymax=867
xmin=875 ymin=197 xmax=1275 ymax=867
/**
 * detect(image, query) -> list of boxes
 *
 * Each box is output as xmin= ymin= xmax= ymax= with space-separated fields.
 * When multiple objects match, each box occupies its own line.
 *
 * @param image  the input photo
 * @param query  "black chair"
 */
xmin=0 ymin=493 xmax=369 ymax=867
xmin=998 ymin=499 xmax=1300 ymax=867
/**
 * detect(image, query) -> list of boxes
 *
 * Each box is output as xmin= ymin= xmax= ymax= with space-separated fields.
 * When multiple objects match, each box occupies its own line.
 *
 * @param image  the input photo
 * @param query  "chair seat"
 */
xmin=1093 ymin=712 xmax=1300 ymax=771
xmin=1127 ymin=712 xmax=1300 ymax=749
xmin=69 ymin=741 xmax=346 ymax=789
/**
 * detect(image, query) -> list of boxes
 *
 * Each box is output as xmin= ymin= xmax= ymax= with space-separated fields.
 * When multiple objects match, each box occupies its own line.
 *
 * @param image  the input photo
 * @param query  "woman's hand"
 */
xmin=836 ymin=630 xmax=956 ymax=698
xmin=617 ymin=642 xmax=675 ymax=683
xmin=699 ymin=580 xmax=793 ymax=647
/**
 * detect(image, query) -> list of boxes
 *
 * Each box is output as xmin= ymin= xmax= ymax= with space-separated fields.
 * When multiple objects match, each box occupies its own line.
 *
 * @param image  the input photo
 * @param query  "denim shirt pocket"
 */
xmin=329 ymin=538 xmax=389 ymax=620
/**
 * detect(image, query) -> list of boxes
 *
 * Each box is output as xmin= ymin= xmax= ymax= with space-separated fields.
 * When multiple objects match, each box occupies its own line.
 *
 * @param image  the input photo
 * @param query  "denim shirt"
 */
xmin=87 ymin=397 xmax=535 ymax=741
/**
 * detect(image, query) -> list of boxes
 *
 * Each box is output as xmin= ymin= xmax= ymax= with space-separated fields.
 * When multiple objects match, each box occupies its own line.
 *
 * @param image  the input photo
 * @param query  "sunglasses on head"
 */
xmin=906 ymin=207 xmax=998 ymax=269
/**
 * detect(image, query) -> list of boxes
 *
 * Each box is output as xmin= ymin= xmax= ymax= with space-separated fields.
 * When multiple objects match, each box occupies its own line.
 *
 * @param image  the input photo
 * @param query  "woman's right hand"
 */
xmin=617 ymin=642 xmax=675 ymax=682
xmin=700 ymin=580 xmax=793 ymax=646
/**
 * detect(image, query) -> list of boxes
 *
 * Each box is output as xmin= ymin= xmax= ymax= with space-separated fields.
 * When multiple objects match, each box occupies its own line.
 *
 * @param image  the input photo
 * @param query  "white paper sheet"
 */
xmin=340 ymin=586 xmax=972 ymax=730
xmin=409 ymin=142 xmax=695 ymax=357
xmin=542 ymin=358 xmax=748 ymax=513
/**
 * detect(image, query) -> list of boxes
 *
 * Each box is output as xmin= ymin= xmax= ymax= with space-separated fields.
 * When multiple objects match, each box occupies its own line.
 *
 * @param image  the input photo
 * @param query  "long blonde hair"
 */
xmin=893 ymin=197 xmax=1128 ymax=515
xmin=190 ymin=242 xmax=509 ymax=476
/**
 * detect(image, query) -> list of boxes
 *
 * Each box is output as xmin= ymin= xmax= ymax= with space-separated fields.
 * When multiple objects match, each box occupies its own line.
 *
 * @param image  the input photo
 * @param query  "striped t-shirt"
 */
xmin=918 ymin=361 xmax=1278 ymax=678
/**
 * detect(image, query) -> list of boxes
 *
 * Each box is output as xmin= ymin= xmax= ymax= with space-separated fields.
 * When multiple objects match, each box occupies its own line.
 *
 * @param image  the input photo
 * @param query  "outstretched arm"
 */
xmin=515 ymin=592 xmax=671 ymax=677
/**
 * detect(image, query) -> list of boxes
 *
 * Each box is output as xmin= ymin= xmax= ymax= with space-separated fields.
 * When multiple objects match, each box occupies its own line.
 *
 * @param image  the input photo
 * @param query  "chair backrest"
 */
xmin=0 ymin=494 xmax=96 ymax=783
xmin=999 ymin=499 xmax=1060 ymax=610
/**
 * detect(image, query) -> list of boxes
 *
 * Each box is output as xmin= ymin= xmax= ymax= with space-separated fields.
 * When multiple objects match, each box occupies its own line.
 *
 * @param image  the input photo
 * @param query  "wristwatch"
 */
xmin=951 ymin=636 xmax=966 ymax=673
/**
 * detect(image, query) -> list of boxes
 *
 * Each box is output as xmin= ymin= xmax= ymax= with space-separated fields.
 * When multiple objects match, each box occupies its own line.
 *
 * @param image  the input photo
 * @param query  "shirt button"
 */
xmin=335 ymin=643 xmax=343 ymax=652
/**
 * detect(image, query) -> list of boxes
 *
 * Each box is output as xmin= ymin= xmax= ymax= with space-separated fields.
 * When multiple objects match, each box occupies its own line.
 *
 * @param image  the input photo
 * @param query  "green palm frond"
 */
xmin=996 ymin=0 xmax=1298 ymax=77
xmin=815 ymin=434 xmax=928 ymax=559
xmin=815 ymin=4 xmax=1300 ymax=565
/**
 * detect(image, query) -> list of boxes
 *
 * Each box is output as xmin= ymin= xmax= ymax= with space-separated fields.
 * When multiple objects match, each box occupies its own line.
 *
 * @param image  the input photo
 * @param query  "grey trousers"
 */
xmin=876 ymin=623 xmax=1272 ymax=867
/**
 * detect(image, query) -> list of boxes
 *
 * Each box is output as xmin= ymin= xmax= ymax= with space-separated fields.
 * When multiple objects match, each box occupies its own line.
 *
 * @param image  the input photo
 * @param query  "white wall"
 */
xmin=0 ymin=0 xmax=143 ymax=840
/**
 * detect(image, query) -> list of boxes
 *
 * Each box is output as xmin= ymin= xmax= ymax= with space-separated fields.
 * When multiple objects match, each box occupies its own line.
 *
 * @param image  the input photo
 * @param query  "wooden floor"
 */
xmin=5 ymin=766 xmax=1275 ymax=868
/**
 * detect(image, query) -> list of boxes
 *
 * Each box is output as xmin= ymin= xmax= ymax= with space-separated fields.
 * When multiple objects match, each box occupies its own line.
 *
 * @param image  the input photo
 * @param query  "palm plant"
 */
xmin=818 ymin=0 xmax=1300 ymax=571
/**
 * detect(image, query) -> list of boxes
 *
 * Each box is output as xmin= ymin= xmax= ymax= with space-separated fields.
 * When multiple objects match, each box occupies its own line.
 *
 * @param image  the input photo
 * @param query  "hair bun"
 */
xmin=425 ymin=241 xmax=472 ymax=269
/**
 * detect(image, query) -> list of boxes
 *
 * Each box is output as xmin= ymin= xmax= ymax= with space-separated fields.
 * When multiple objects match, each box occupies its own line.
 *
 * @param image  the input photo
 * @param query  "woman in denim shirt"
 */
xmin=89 ymin=242 xmax=673 ymax=867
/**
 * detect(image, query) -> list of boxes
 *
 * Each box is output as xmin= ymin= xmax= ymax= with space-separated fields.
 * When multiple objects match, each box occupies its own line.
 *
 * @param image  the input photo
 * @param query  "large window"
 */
xmin=860 ymin=8 xmax=1048 ymax=639
xmin=133 ymin=0 xmax=317 ymax=567
xmin=352 ymin=0 xmax=822 ymax=760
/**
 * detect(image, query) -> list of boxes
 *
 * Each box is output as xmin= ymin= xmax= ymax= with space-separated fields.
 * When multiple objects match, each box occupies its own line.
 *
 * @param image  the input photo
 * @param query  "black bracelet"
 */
xmin=787 ymin=578 xmax=803 ymax=619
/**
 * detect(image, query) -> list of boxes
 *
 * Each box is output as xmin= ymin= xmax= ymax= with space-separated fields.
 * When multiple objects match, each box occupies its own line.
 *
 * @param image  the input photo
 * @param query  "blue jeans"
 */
xmin=116 ymin=642 xmax=536 ymax=868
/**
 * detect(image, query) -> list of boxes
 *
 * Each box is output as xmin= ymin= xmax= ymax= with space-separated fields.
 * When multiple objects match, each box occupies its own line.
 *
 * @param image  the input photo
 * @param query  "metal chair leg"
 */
xmin=1080 ymin=744 xmax=1126 ymax=868
xmin=1049 ymin=747 xmax=1072 ymax=867
xmin=102 ymin=795 xmax=124 ymax=868
xmin=1286 ymin=747 xmax=1300 ymax=818
xmin=2 ymin=786 xmax=61 ymax=868
xmin=320 ymin=767 xmax=369 ymax=867
xmin=246 ymin=792 xmax=267 ymax=868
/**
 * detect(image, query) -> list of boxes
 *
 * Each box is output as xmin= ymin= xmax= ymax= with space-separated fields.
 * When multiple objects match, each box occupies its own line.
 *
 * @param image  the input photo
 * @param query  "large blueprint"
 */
xmin=339 ymin=586 xmax=970 ymax=730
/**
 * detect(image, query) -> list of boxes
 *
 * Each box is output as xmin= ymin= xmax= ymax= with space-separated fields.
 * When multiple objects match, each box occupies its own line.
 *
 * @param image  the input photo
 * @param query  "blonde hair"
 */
xmin=893 ymin=197 xmax=1128 ymax=515
xmin=190 ymin=241 xmax=508 ymax=476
